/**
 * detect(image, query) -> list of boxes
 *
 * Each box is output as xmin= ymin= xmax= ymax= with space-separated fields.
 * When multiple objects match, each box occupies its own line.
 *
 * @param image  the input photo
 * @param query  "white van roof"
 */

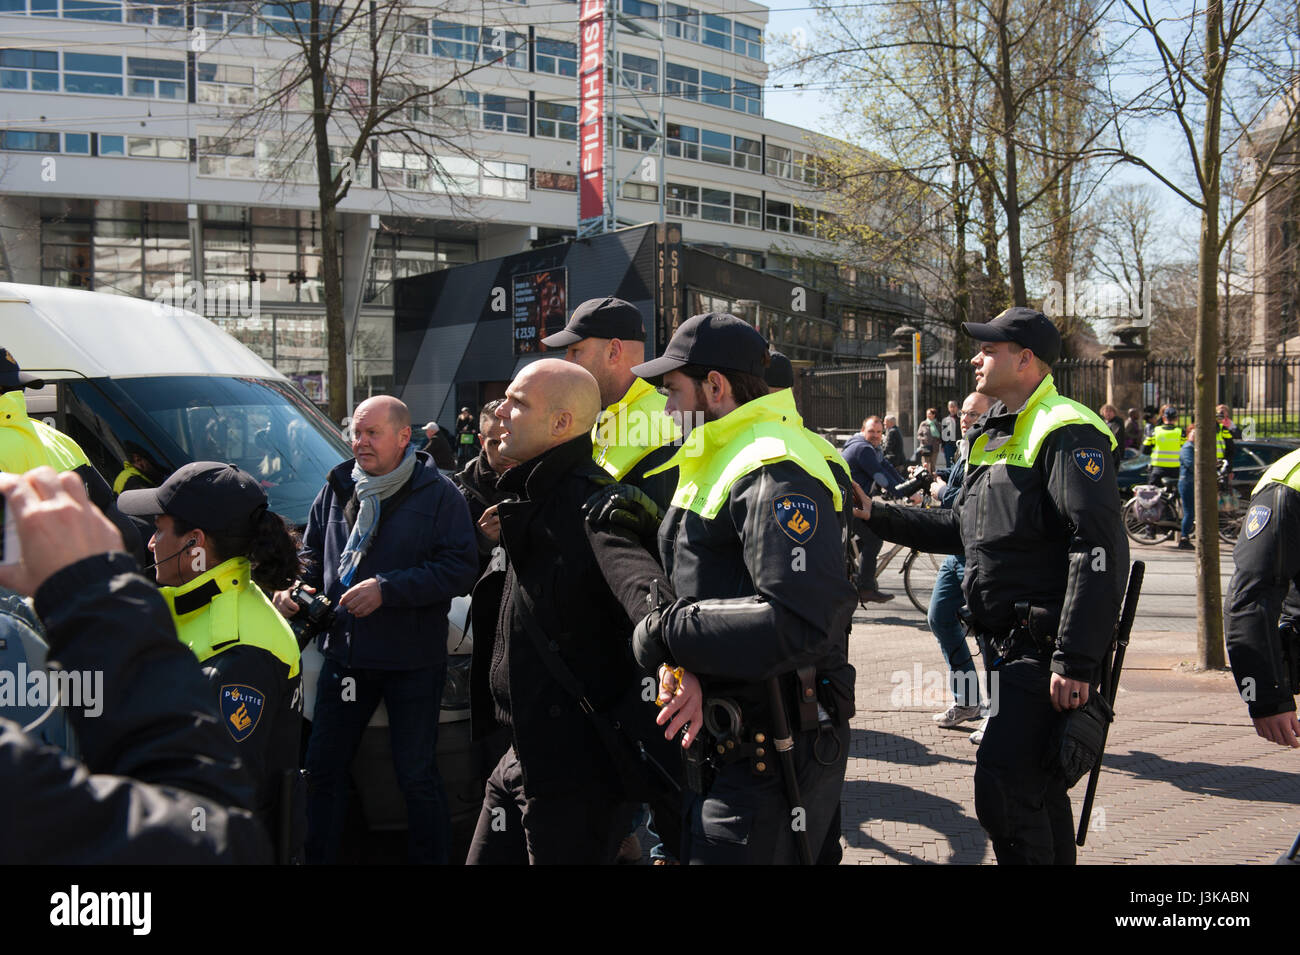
xmin=0 ymin=283 xmax=286 ymax=381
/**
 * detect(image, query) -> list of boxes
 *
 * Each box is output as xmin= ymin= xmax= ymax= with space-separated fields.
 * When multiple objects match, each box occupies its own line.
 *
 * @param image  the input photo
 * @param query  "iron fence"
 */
xmin=1144 ymin=357 xmax=1300 ymax=437
xmin=803 ymin=362 xmax=885 ymax=432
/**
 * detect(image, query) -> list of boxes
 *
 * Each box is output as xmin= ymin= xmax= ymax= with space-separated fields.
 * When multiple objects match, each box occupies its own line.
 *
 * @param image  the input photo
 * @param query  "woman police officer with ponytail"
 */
xmin=119 ymin=462 xmax=303 ymax=859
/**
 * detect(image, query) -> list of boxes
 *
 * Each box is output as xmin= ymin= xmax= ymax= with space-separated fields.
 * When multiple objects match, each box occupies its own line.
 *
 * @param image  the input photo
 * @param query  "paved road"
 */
xmin=840 ymin=539 xmax=1299 ymax=864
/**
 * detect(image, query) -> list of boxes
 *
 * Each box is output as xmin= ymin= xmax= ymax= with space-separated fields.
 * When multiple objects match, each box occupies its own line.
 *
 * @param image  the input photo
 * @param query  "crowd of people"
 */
xmin=1 ymin=299 xmax=1296 ymax=867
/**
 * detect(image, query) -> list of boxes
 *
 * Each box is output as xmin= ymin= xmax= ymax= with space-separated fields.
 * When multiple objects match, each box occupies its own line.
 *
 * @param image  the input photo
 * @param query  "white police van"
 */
xmin=0 ymin=282 xmax=478 ymax=851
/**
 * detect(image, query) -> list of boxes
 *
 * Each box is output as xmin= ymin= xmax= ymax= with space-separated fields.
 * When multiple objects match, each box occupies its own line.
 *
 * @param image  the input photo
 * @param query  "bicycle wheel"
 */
xmin=1123 ymin=497 xmax=1174 ymax=545
xmin=902 ymin=549 xmax=943 ymax=616
xmin=1219 ymin=489 xmax=1245 ymax=544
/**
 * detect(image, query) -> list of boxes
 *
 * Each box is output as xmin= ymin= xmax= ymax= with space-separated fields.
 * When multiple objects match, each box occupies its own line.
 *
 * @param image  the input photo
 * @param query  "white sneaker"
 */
xmin=933 ymin=703 xmax=983 ymax=728
xmin=969 ymin=716 xmax=990 ymax=744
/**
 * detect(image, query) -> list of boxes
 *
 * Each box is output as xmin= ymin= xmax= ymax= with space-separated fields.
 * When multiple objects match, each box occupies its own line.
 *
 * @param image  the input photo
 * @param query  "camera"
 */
xmin=892 ymin=468 xmax=933 ymax=499
xmin=290 ymin=583 xmax=335 ymax=647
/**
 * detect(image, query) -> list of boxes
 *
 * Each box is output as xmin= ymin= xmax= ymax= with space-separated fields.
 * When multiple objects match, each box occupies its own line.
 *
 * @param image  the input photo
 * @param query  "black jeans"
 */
xmin=305 ymin=659 xmax=451 ymax=864
xmin=973 ymin=653 xmax=1075 ymax=865
xmin=465 ymin=745 xmax=626 ymax=864
xmin=853 ymin=518 xmax=883 ymax=592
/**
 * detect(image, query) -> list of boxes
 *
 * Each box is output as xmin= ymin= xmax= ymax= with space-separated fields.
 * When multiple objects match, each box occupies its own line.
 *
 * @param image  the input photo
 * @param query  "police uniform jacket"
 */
xmin=868 ymin=375 xmax=1128 ymax=682
xmin=646 ymin=391 xmax=857 ymax=707
xmin=468 ymin=434 xmax=651 ymax=796
xmin=592 ymin=376 xmax=680 ymax=512
xmin=160 ymin=556 xmax=302 ymax=833
xmin=1225 ymin=449 xmax=1300 ymax=718
xmin=1 ymin=553 xmax=270 ymax=863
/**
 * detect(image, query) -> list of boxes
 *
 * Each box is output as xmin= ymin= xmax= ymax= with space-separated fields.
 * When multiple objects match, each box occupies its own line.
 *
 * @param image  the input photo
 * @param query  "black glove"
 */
xmin=582 ymin=482 xmax=664 ymax=539
xmin=632 ymin=605 xmax=673 ymax=670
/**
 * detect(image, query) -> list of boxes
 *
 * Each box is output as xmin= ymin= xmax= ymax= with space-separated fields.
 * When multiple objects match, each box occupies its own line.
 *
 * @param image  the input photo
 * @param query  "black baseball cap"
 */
xmin=540 ymin=296 xmax=646 ymax=348
xmin=765 ymin=350 xmax=794 ymax=389
xmin=119 ymin=462 xmax=268 ymax=538
xmin=962 ymin=307 xmax=1061 ymax=367
xmin=0 ymin=348 xmax=44 ymax=393
xmin=631 ymin=312 xmax=769 ymax=381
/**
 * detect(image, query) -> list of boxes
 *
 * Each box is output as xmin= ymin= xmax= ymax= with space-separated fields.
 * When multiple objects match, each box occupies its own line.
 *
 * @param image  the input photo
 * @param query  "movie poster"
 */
xmin=512 ymin=268 xmax=568 ymax=355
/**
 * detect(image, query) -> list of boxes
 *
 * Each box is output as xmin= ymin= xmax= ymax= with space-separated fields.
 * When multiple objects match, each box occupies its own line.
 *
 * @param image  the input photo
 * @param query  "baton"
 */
xmin=1077 ymin=560 xmax=1144 ymax=847
xmin=768 ymin=677 xmax=814 ymax=865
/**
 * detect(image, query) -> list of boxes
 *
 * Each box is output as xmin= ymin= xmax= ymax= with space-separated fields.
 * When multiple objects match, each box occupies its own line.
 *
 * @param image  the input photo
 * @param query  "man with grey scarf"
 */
xmin=275 ymin=395 xmax=479 ymax=864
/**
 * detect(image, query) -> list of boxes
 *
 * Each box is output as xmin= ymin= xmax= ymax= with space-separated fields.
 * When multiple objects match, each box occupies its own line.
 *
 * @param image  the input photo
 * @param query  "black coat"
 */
xmin=468 ymin=435 xmax=652 ymax=796
xmin=455 ymin=452 xmax=511 ymax=571
xmin=1 ymin=554 xmax=271 ymax=863
xmin=883 ymin=425 xmax=906 ymax=467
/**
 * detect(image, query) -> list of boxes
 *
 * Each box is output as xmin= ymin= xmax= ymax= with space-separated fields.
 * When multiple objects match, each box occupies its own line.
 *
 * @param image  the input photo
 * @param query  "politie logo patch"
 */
xmin=1245 ymin=504 xmax=1271 ymax=540
xmin=1073 ymin=448 xmax=1106 ymax=482
xmin=774 ymin=494 xmax=818 ymax=544
xmin=220 ymin=684 xmax=265 ymax=742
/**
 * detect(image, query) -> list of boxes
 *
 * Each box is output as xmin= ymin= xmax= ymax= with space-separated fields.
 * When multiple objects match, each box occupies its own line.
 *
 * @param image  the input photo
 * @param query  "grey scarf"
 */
xmin=337 ymin=444 xmax=418 ymax=586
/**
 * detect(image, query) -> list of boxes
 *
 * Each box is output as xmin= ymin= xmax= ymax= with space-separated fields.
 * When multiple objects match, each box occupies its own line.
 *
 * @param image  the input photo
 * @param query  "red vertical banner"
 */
xmin=577 ymin=0 xmax=605 ymax=227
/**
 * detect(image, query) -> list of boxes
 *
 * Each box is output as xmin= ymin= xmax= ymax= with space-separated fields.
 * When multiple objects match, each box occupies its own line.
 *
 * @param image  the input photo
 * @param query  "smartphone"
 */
xmin=0 ymin=495 xmax=20 ymax=566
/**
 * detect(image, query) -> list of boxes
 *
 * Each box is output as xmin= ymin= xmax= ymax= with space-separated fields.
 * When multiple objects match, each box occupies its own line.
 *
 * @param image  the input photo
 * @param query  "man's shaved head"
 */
xmin=355 ymin=394 xmax=410 ymax=432
xmin=496 ymin=358 xmax=601 ymax=463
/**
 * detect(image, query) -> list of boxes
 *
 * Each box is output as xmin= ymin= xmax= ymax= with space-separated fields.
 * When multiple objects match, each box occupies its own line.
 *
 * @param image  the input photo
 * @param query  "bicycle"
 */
xmin=852 ymin=479 xmax=945 ymax=615
xmin=1123 ymin=459 xmax=1244 ymax=546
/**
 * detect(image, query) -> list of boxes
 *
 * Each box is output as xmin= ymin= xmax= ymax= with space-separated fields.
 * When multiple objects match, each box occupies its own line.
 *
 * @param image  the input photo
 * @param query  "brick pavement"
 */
xmin=838 ymin=598 xmax=1300 ymax=865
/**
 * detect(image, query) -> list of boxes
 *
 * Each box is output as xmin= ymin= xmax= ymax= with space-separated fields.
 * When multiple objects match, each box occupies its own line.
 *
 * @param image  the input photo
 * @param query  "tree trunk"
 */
xmin=995 ymin=0 xmax=1027 ymax=306
xmin=307 ymin=0 xmax=348 ymax=424
xmin=1195 ymin=0 xmax=1226 ymax=670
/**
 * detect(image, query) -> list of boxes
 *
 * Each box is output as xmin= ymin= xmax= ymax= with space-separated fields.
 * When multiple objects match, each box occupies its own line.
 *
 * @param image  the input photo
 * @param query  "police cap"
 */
xmin=631 ymin=312 xmax=769 ymax=381
xmin=0 ymin=348 xmax=44 ymax=393
xmin=765 ymin=350 xmax=794 ymax=389
xmin=962 ymin=307 xmax=1061 ymax=367
xmin=540 ymin=296 xmax=646 ymax=348
xmin=119 ymin=462 xmax=268 ymax=539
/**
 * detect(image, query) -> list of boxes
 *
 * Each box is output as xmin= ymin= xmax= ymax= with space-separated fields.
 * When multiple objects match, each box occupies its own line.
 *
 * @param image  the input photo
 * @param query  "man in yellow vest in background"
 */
xmin=606 ymin=312 xmax=857 ymax=864
xmin=1225 ymin=448 xmax=1300 ymax=756
xmin=543 ymin=297 xmax=681 ymax=511
xmin=859 ymin=307 xmax=1128 ymax=864
xmin=0 ymin=347 xmax=147 ymax=566
xmin=1142 ymin=405 xmax=1184 ymax=488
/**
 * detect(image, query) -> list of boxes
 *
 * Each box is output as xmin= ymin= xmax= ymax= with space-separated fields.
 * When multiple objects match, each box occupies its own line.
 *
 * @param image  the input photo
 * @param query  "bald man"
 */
xmin=277 ymin=393 xmax=479 ymax=865
xmin=465 ymin=359 xmax=676 ymax=864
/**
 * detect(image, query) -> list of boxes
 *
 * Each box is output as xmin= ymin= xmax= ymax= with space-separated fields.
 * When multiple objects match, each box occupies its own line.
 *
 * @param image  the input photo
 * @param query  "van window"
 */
xmin=62 ymin=375 xmax=349 ymax=526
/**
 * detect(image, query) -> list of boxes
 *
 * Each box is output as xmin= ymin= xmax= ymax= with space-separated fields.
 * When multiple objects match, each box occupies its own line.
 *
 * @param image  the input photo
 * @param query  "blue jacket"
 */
xmin=841 ymin=433 xmax=906 ymax=497
xmin=302 ymin=451 xmax=479 ymax=670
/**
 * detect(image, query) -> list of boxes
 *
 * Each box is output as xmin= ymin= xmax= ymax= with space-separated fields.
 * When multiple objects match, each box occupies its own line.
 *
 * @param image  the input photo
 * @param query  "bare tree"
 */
xmin=1113 ymin=0 xmax=1300 ymax=668
xmin=202 ymin=0 xmax=513 ymax=420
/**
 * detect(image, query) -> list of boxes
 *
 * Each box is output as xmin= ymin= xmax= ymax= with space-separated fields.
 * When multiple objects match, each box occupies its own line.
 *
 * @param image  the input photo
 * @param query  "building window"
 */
xmin=0 ymin=49 xmax=59 ymax=92
xmin=197 ymin=62 xmax=255 ymax=104
xmin=666 ymin=122 xmax=698 ymax=160
xmin=63 ymin=52 xmax=122 ymax=94
xmin=479 ymin=27 xmax=528 ymax=68
xmin=196 ymin=2 xmax=256 ymax=34
xmin=0 ymin=129 xmax=60 ymax=151
xmin=128 ymin=1 xmax=185 ymax=25
xmin=702 ymin=13 xmax=730 ymax=51
xmin=536 ymin=101 xmax=577 ymax=140
xmin=700 ymin=187 xmax=732 ymax=222
xmin=620 ymin=52 xmax=658 ymax=93
xmin=665 ymin=62 xmax=697 ymax=100
xmin=619 ymin=181 xmax=658 ymax=202
xmin=734 ymin=22 xmax=763 ymax=59
xmin=482 ymin=93 xmax=528 ymax=134
xmin=64 ymin=0 xmax=121 ymax=20
xmin=733 ymin=136 xmax=761 ymax=172
xmin=533 ymin=169 xmax=577 ymax=192
xmin=621 ymin=0 xmax=657 ymax=19
xmin=478 ymin=160 xmax=527 ymax=199
xmin=535 ymin=37 xmax=577 ymax=76
xmin=766 ymin=143 xmax=792 ymax=179
xmin=700 ymin=129 xmax=731 ymax=166
xmin=765 ymin=198 xmax=792 ymax=233
xmin=700 ymin=70 xmax=729 ymax=109
xmin=618 ymin=118 xmax=658 ymax=152
xmin=733 ymin=192 xmax=760 ymax=228
xmin=127 ymin=56 xmax=184 ymax=99
xmin=666 ymin=182 xmax=698 ymax=219
xmin=733 ymin=79 xmax=761 ymax=115
xmin=430 ymin=20 xmax=479 ymax=61
xmin=664 ymin=3 xmax=697 ymax=41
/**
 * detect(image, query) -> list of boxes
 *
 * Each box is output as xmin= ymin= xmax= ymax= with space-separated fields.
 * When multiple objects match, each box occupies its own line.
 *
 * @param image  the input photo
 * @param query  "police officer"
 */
xmin=859 ymin=307 xmax=1127 ymax=865
xmin=119 ymin=462 xmax=304 ymax=859
xmin=0 ymin=347 xmax=147 ymax=565
xmin=1225 ymin=446 xmax=1300 ymax=748
xmin=1142 ymin=405 xmax=1183 ymax=487
xmin=611 ymin=312 xmax=857 ymax=865
xmin=543 ymin=296 xmax=680 ymax=510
